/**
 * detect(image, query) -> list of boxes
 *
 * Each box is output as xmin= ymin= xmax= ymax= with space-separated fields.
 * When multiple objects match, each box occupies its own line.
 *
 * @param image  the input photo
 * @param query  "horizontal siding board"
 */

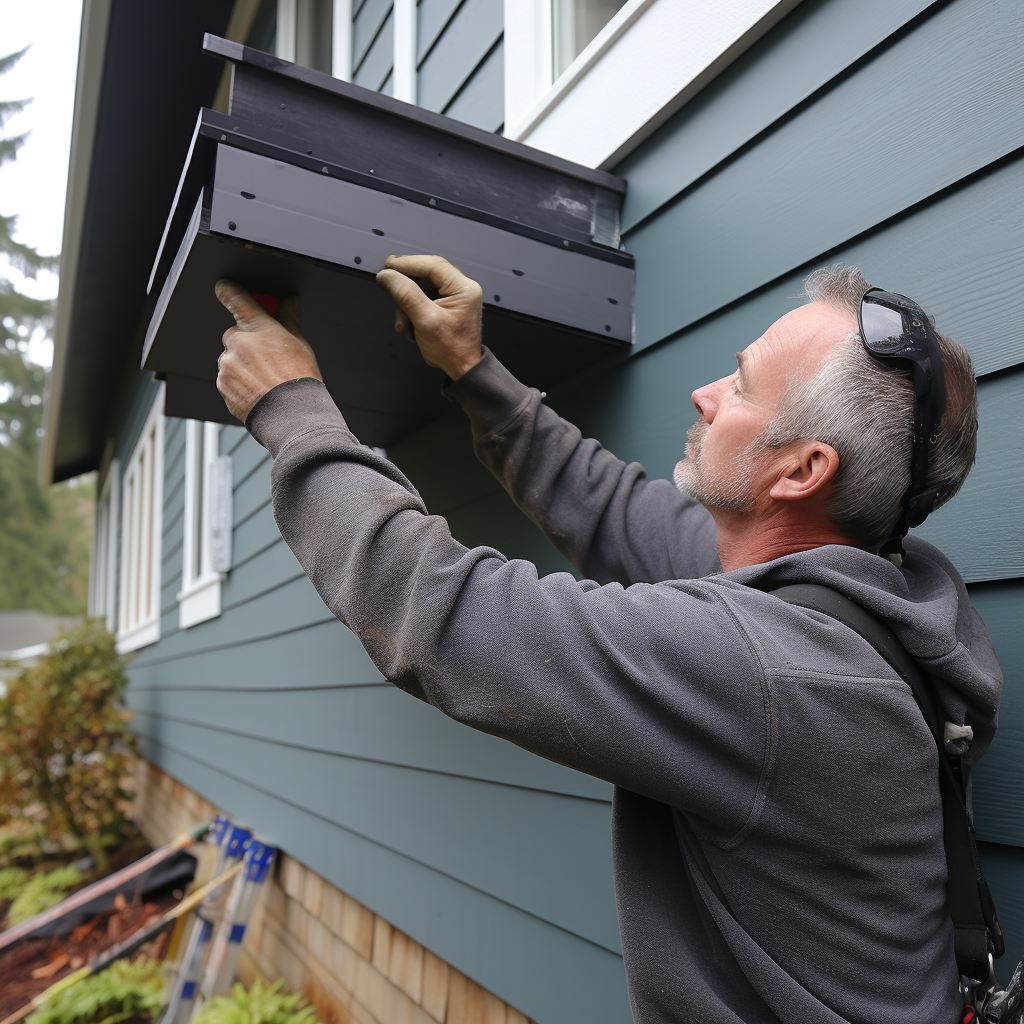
xmin=222 ymin=424 xmax=248 ymax=455
xmin=127 ymin=573 xmax=331 ymax=664
xmin=353 ymin=9 xmax=393 ymax=92
xmin=618 ymin=0 xmax=937 ymax=230
xmin=353 ymin=0 xmax=392 ymax=67
xmin=130 ymin=711 xmax=620 ymax=951
xmin=416 ymin=0 xmax=502 ymax=113
xmin=914 ymin=371 xmax=1024 ymax=581
xmin=625 ymin=0 xmax=1024 ymax=351
xmin=977 ymin=842 xmax=1024 ymax=983
xmin=230 ymin=435 xmax=270 ymax=495
xmin=233 ymin=458 xmax=272 ymax=527
xmin=442 ymin=38 xmax=504 ymax=132
xmin=417 ymin=0 xmax=462 ymax=62
xmin=967 ymin=581 xmax=1024 ymax=845
xmin=231 ymin=504 xmax=278 ymax=567
xmin=135 ymin=734 xmax=630 ymax=1024
xmin=127 ymin=683 xmax=609 ymax=801
xmin=127 ymin=616 xmax=374 ymax=689
xmin=221 ymin=535 xmax=301 ymax=608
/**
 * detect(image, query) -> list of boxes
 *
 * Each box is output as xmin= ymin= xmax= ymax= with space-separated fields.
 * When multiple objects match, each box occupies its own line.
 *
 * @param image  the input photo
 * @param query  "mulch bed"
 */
xmin=0 ymin=838 xmax=183 ymax=1018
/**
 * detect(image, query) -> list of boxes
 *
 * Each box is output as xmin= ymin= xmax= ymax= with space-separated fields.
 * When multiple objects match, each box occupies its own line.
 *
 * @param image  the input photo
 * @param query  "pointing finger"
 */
xmin=276 ymin=295 xmax=307 ymax=342
xmin=215 ymin=280 xmax=273 ymax=331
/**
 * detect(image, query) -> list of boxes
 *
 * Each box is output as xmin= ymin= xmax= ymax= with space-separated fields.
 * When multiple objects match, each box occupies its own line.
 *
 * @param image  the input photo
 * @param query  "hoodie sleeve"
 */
xmin=246 ymin=377 xmax=768 ymax=835
xmin=444 ymin=349 xmax=721 ymax=586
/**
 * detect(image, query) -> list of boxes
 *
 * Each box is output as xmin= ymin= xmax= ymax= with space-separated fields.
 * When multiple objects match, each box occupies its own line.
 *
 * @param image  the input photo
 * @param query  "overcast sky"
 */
xmin=1 ymin=0 xmax=83 ymax=367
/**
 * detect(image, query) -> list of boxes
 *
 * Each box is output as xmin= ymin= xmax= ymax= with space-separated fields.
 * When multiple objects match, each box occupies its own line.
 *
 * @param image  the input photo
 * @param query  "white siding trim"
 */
xmin=332 ymin=0 xmax=354 ymax=79
xmin=116 ymin=386 xmax=165 ymax=654
xmin=392 ymin=0 xmax=417 ymax=103
xmin=505 ymin=0 xmax=802 ymax=169
xmin=277 ymin=0 xmax=298 ymax=61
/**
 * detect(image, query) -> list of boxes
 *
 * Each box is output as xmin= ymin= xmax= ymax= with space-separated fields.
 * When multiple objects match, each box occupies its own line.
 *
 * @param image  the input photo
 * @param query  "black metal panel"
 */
xmin=147 ymin=211 xmax=624 ymax=444
xmin=209 ymin=35 xmax=626 ymax=249
xmin=143 ymin=39 xmax=634 ymax=445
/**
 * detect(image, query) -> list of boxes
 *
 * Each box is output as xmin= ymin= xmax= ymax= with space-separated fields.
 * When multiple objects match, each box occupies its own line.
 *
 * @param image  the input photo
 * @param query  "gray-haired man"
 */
xmin=214 ymin=259 xmax=1001 ymax=1024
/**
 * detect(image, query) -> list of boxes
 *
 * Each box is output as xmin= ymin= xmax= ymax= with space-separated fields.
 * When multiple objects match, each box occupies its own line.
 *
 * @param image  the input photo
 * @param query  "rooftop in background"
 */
xmin=0 ymin=609 xmax=82 ymax=660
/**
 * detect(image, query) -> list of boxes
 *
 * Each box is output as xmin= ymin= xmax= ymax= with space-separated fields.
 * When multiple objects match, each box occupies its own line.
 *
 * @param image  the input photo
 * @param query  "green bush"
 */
xmin=27 ymin=958 xmax=165 ymax=1024
xmin=0 ymin=864 xmax=28 ymax=900
xmin=7 ymin=863 xmax=82 ymax=925
xmin=192 ymin=979 xmax=319 ymax=1024
xmin=0 ymin=619 xmax=136 ymax=874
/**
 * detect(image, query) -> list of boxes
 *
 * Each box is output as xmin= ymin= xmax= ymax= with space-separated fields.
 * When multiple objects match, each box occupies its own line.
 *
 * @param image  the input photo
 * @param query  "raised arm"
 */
xmin=376 ymin=256 xmax=720 ymax=585
xmin=213 ymin=280 xmax=764 ymax=830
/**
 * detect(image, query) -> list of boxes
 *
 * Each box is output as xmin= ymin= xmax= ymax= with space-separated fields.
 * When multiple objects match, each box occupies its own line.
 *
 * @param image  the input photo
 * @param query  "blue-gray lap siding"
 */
xmin=120 ymin=0 xmax=1024 ymax=1018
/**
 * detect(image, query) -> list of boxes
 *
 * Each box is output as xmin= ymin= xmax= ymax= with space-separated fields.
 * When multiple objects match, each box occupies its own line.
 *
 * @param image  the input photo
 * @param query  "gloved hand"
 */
xmin=375 ymin=255 xmax=484 ymax=381
xmin=214 ymin=280 xmax=322 ymax=423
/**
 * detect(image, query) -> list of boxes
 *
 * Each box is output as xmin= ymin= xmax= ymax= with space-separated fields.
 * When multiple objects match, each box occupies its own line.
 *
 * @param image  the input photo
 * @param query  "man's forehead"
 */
xmin=742 ymin=302 xmax=854 ymax=375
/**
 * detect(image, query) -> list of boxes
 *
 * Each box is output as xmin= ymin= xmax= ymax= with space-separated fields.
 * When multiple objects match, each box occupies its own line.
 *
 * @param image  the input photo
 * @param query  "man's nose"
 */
xmin=691 ymin=380 xmax=719 ymax=423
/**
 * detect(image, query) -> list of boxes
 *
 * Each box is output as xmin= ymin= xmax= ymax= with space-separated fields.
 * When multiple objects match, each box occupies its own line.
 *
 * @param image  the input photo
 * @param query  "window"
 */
xmin=178 ymin=422 xmax=233 ymax=629
xmin=551 ymin=0 xmax=627 ymax=79
xmin=504 ymin=0 xmax=798 ymax=167
xmin=117 ymin=387 xmax=165 ymax=653
xmin=89 ymin=459 xmax=119 ymax=634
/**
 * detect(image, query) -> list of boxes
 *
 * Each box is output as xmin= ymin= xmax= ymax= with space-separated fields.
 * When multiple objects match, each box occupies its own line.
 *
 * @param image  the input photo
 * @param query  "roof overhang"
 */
xmin=43 ymin=0 xmax=235 ymax=483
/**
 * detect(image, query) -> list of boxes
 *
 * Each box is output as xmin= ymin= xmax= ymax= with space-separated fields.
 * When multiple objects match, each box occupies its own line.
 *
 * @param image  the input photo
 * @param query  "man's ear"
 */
xmin=769 ymin=440 xmax=839 ymax=502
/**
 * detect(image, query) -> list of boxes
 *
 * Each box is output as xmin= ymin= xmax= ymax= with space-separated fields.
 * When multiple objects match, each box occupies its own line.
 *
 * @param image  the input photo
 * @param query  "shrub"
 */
xmin=7 ymin=863 xmax=82 ymax=925
xmin=0 ymin=864 xmax=28 ymax=900
xmin=191 ymin=979 xmax=320 ymax=1024
xmin=27 ymin=958 xmax=165 ymax=1024
xmin=0 ymin=619 xmax=137 ymax=874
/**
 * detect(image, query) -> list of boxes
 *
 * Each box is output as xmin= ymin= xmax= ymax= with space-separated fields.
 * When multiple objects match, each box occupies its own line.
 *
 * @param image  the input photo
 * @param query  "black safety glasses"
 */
xmin=857 ymin=287 xmax=947 ymax=547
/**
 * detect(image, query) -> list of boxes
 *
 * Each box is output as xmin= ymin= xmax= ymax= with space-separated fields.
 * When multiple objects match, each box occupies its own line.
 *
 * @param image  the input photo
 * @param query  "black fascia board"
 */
xmin=210 ymin=35 xmax=626 ymax=253
xmin=205 ymin=34 xmax=625 ymax=195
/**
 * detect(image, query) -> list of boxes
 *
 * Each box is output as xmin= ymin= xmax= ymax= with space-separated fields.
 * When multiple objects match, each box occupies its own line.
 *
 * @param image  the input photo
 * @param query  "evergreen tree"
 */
xmin=0 ymin=47 xmax=93 ymax=615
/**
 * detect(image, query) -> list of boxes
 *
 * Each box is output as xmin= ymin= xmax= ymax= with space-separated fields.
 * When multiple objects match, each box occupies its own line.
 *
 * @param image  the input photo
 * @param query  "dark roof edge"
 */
xmin=42 ymin=0 xmax=114 ymax=485
xmin=203 ymin=34 xmax=628 ymax=196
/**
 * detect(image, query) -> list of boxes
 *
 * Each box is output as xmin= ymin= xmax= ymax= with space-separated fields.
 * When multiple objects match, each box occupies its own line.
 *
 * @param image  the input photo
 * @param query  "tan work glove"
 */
xmin=375 ymin=255 xmax=484 ymax=381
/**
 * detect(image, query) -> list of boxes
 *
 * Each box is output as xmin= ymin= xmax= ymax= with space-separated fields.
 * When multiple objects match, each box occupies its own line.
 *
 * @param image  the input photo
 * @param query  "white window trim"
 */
xmin=117 ymin=386 xmax=165 ymax=654
xmin=89 ymin=458 xmax=120 ymax=634
xmin=332 ymin=0 xmax=353 ymax=80
xmin=504 ymin=0 xmax=802 ymax=169
xmin=178 ymin=421 xmax=226 ymax=630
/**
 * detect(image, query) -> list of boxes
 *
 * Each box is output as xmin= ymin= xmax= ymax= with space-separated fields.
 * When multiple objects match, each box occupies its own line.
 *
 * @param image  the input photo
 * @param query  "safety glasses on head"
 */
xmin=857 ymin=287 xmax=947 ymax=556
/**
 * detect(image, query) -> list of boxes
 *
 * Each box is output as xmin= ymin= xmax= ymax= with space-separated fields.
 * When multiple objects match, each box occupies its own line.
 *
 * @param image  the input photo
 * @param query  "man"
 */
xmin=214 ymin=258 xmax=1001 ymax=1024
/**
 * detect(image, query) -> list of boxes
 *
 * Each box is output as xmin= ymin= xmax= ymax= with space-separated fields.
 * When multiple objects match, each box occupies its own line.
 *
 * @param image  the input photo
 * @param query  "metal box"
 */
xmin=142 ymin=35 xmax=634 ymax=445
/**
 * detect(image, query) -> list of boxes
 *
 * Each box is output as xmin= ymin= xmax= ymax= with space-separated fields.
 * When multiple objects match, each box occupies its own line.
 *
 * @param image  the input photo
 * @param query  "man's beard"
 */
xmin=673 ymin=418 xmax=762 ymax=512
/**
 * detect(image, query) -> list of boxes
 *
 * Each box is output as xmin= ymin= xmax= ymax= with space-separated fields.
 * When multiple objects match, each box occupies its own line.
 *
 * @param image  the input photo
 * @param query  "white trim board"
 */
xmin=505 ymin=0 xmax=803 ymax=169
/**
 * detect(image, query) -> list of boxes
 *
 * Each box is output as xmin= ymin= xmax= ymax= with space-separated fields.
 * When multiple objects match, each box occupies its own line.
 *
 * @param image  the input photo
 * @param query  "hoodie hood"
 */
xmin=729 ymin=535 xmax=1002 ymax=766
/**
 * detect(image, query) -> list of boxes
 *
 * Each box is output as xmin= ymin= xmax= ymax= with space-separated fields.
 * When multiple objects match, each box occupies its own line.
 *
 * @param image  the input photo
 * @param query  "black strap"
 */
xmin=771 ymin=584 xmax=1002 ymax=979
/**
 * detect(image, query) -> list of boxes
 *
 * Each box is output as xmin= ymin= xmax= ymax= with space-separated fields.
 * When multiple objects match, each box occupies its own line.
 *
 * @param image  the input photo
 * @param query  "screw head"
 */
xmin=228 ymin=221 xmax=237 ymax=231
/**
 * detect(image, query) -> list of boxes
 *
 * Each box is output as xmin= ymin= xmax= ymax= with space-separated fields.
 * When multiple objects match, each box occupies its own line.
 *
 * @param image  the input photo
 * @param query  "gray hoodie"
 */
xmin=247 ymin=348 xmax=1002 ymax=1024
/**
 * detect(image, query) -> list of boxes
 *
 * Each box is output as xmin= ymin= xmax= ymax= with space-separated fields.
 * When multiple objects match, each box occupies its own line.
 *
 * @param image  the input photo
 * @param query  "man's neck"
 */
xmin=712 ymin=506 xmax=862 ymax=572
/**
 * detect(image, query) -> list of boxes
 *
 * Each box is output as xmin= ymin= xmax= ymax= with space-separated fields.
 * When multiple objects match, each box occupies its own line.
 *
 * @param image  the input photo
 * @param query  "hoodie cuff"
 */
xmin=444 ymin=347 xmax=537 ymax=437
xmin=246 ymin=377 xmax=350 ymax=458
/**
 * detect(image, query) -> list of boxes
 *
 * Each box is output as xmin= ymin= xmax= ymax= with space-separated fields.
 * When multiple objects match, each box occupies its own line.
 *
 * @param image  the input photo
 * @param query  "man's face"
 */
xmin=674 ymin=302 xmax=855 ymax=513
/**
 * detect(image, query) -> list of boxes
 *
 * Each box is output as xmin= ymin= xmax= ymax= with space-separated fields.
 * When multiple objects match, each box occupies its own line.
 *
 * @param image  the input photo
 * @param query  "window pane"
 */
xmin=552 ymin=0 xmax=627 ymax=79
